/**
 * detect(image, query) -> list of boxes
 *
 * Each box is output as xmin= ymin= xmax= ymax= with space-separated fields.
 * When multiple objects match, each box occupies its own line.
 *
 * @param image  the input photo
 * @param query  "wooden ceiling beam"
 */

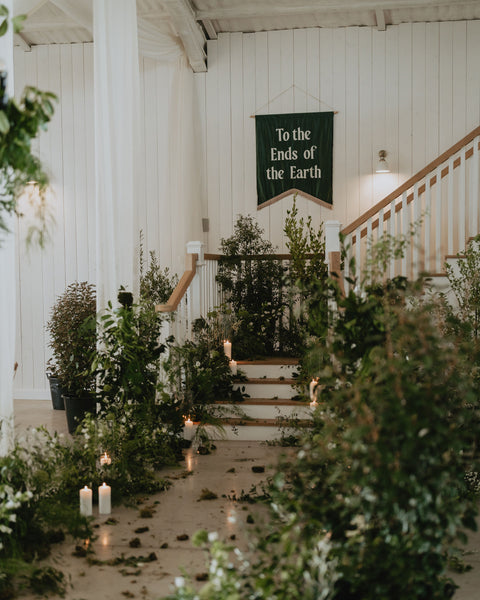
xmin=195 ymin=0 xmax=480 ymax=21
xmin=161 ymin=0 xmax=207 ymax=72
xmin=375 ymin=8 xmax=386 ymax=30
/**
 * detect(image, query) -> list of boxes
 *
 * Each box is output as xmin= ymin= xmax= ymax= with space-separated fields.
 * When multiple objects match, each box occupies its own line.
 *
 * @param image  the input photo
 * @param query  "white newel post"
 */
xmin=186 ymin=241 xmax=205 ymax=323
xmin=324 ymin=220 xmax=342 ymax=264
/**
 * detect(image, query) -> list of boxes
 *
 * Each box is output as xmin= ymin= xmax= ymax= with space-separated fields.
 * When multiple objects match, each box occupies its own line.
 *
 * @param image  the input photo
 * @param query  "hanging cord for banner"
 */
xmin=250 ymin=84 xmax=338 ymax=118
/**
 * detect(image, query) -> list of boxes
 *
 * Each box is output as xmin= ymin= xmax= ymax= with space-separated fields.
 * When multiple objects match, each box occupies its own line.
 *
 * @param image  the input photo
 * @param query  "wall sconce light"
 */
xmin=375 ymin=150 xmax=390 ymax=173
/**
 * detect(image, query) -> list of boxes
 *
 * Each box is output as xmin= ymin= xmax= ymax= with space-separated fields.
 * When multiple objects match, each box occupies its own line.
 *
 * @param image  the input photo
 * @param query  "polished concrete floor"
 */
xmin=12 ymin=399 xmax=480 ymax=599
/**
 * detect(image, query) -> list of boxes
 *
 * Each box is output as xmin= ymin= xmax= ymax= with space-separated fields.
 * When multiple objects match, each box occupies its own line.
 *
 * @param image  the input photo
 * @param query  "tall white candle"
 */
xmin=79 ymin=485 xmax=92 ymax=516
xmin=223 ymin=340 xmax=232 ymax=359
xmin=229 ymin=360 xmax=237 ymax=375
xmin=98 ymin=482 xmax=111 ymax=515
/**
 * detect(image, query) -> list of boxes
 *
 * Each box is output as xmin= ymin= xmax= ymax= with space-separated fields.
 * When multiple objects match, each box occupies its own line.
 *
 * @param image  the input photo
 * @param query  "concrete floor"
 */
xmin=12 ymin=399 xmax=480 ymax=599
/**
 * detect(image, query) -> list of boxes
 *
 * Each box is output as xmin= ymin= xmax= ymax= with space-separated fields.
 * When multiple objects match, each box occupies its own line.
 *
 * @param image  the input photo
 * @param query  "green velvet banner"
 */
xmin=255 ymin=112 xmax=333 ymax=208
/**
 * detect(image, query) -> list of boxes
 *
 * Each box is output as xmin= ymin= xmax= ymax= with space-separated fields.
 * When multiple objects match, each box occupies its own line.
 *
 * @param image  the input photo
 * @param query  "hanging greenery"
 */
xmin=0 ymin=4 xmax=57 ymax=244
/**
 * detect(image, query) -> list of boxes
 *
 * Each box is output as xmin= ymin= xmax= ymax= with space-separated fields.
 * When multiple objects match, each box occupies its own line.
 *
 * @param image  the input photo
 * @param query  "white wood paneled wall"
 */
xmin=13 ymin=45 xmax=181 ymax=398
xmin=12 ymin=19 xmax=480 ymax=398
xmin=195 ymin=21 xmax=480 ymax=253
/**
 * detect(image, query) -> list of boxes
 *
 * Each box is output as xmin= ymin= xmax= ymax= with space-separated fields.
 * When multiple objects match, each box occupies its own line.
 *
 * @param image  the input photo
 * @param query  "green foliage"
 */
xmin=216 ymin=215 xmax=287 ymax=358
xmin=45 ymin=281 xmax=96 ymax=396
xmin=442 ymin=235 xmax=480 ymax=339
xmin=94 ymin=292 xmax=164 ymax=410
xmin=92 ymin=292 xmax=185 ymax=483
xmin=162 ymin=312 xmax=247 ymax=424
xmin=139 ymin=232 xmax=178 ymax=308
xmin=0 ymin=3 xmax=57 ymax=243
xmin=284 ymin=196 xmax=327 ymax=287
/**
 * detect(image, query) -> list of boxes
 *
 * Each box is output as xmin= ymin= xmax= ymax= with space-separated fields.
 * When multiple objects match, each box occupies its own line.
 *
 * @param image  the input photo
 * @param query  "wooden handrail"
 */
xmin=155 ymin=253 xmax=198 ymax=313
xmin=204 ymin=252 xmax=318 ymax=261
xmin=342 ymin=124 xmax=480 ymax=238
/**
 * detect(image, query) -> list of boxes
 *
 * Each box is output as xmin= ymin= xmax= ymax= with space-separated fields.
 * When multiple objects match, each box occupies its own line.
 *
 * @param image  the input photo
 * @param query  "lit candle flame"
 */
xmin=100 ymin=451 xmax=111 ymax=466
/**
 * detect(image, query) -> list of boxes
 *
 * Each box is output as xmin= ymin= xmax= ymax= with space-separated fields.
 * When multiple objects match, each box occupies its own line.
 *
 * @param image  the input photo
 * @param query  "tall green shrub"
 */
xmin=216 ymin=215 xmax=285 ymax=357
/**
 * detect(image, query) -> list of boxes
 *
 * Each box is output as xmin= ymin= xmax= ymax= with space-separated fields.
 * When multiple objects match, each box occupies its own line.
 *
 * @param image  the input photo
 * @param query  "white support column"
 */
xmin=186 ymin=240 xmax=205 ymax=322
xmin=0 ymin=0 xmax=15 ymax=456
xmin=324 ymin=221 xmax=342 ymax=264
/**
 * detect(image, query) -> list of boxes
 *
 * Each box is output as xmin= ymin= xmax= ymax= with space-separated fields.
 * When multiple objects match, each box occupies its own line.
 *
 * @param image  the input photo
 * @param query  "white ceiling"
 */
xmin=13 ymin=0 xmax=480 ymax=72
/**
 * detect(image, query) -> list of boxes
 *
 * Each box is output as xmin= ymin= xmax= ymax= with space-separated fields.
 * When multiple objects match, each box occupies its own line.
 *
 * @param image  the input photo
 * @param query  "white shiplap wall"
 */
xmin=13 ymin=45 xmax=180 ymax=398
xmin=195 ymin=22 xmax=480 ymax=253
xmin=13 ymin=20 xmax=480 ymax=398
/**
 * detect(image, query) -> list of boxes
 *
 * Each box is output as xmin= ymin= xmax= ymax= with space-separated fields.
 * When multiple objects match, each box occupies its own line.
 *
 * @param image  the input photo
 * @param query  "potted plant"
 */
xmin=45 ymin=359 xmax=64 ymax=410
xmin=46 ymin=282 xmax=96 ymax=433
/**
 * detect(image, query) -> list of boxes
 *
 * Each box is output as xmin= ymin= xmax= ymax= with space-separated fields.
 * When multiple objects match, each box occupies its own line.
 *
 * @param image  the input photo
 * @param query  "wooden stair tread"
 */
xmin=236 ymin=358 xmax=299 ymax=365
xmin=216 ymin=398 xmax=305 ymax=406
xmin=221 ymin=417 xmax=312 ymax=427
xmin=239 ymin=377 xmax=296 ymax=385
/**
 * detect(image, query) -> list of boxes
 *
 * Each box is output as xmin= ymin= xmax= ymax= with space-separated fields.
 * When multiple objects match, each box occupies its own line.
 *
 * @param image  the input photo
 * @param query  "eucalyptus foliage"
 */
xmin=0 ymin=4 xmax=57 ymax=243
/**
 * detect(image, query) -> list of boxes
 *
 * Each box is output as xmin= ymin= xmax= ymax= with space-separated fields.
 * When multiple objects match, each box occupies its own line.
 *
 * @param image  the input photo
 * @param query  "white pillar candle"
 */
xmin=98 ymin=482 xmax=111 ymax=515
xmin=100 ymin=451 xmax=111 ymax=466
xmin=79 ymin=485 xmax=92 ymax=516
xmin=223 ymin=340 xmax=232 ymax=359
xmin=309 ymin=378 xmax=317 ymax=402
xmin=229 ymin=360 xmax=237 ymax=375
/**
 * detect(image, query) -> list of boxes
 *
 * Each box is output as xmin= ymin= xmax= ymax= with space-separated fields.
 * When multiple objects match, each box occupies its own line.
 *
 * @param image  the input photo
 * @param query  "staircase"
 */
xmin=332 ymin=126 xmax=480 ymax=291
xmin=208 ymin=358 xmax=313 ymax=442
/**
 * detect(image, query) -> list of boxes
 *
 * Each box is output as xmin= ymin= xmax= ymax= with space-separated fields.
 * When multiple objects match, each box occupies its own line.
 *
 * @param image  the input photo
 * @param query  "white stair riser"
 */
xmin=210 ymin=404 xmax=312 ymax=420
xmin=235 ymin=382 xmax=297 ymax=399
xmin=202 ymin=424 xmax=300 ymax=442
xmin=237 ymin=364 xmax=298 ymax=378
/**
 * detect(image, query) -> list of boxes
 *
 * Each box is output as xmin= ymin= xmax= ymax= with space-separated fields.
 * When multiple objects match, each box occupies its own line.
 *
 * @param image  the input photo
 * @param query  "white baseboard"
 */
xmin=14 ymin=389 xmax=50 ymax=401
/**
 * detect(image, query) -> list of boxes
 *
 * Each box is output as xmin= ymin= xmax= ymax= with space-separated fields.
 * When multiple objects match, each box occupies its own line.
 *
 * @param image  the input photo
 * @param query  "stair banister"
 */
xmin=342 ymin=125 xmax=480 ymax=243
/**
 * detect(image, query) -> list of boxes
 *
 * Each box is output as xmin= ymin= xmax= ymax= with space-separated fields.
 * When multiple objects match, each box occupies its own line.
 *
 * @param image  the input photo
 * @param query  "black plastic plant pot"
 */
xmin=48 ymin=376 xmax=65 ymax=410
xmin=63 ymin=395 xmax=96 ymax=434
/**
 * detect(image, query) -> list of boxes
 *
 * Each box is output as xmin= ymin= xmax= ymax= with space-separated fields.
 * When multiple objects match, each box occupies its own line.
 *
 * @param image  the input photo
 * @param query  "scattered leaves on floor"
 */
xmin=121 ymin=591 xmax=135 ymax=598
xmin=139 ymin=508 xmax=154 ymax=518
xmin=246 ymin=514 xmax=255 ymax=524
xmin=252 ymin=465 xmax=265 ymax=473
xmin=226 ymin=467 xmax=236 ymax=473
xmin=104 ymin=517 xmax=119 ymax=525
xmin=176 ymin=534 xmax=189 ymax=541
xmin=72 ymin=545 xmax=88 ymax=558
xmin=197 ymin=488 xmax=218 ymax=501
xmin=160 ymin=542 xmax=169 ymax=548
xmin=129 ymin=538 xmax=141 ymax=548
xmin=134 ymin=526 xmax=149 ymax=534
xmin=195 ymin=572 xmax=209 ymax=581
xmin=230 ymin=534 xmax=236 ymax=540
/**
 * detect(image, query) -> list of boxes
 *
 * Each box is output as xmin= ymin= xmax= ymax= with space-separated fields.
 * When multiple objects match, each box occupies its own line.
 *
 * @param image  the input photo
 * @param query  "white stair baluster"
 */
xmin=459 ymin=146 xmax=466 ymax=251
xmin=355 ymin=226 xmax=361 ymax=279
xmin=424 ymin=177 xmax=431 ymax=273
xmin=472 ymin=136 xmax=480 ymax=238
xmin=447 ymin=156 xmax=454 ymax=255
xmin=413 ymin=182 xmax=420 ymax=279
xmin=401 ymin=191 xmax=408 ymax=277
xmin=389 ymin=199 xmax=395 ymax=278
xmin=435 ymin=166 xmax=442 ymax=273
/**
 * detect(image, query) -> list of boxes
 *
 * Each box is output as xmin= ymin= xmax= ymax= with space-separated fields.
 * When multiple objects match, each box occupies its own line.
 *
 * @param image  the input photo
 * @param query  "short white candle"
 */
xmin=184 ymin=417 xmax=193 ymax=426
xmin=229 ymin=360 xmax=237 ymax=375
xmin=223 ymin=340 xmax=232 ymax=359
xmin=79 ymin=485 xmax=92 ymax=516
xmin=100 ymin=451 xmax=111 ymax=466
xmin=98 ymin=482 xmax=111 ymax=515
